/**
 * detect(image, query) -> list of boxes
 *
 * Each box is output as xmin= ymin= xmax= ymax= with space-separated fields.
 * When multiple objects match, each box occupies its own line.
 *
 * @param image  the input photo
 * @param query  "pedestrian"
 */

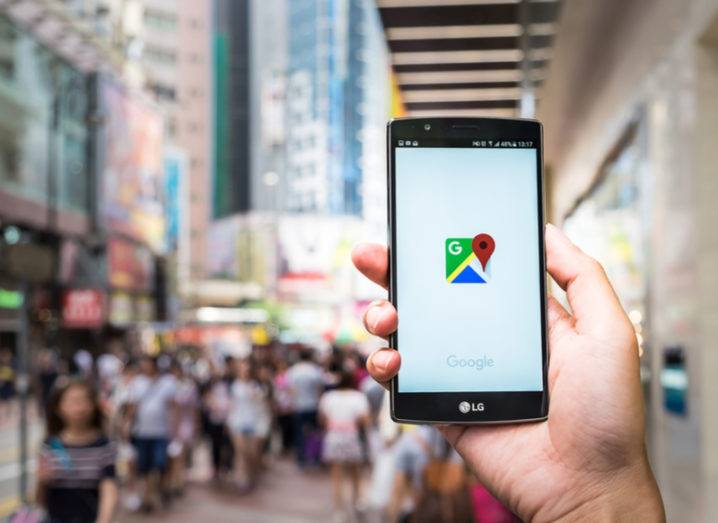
xmin=36 ymin=349 xmax=60 ymax=415
xmin=110 ymin=360 xmax=142 ymax=512
xmin=203 ymin=370 xmax=233 ymax=482
xmin=0 ymin=348 xmax=16 ymax=423
xmin=227 ymin=359 xmax=267 ymax=490
xmin=255 ymin=363 xmax=275 ymax=460
xmin=36 ymin=378 xmax=118 ymax=523
xmin=97 ymin=347 xmax=124 ymax=399
xmin=273 ymin=360 xmax=294 ymax=454
xmin=72 ymin=349 xmax=94 ymax=381
xmin=318 ymin=370 xmax=370 ymax=519
xmin=168 ymin=361 xmax=200 ymax=496
xmin=286 ymin=349 xmax=324 ymax=467
xmin=124 ymin=355 xmax=178 ymax=512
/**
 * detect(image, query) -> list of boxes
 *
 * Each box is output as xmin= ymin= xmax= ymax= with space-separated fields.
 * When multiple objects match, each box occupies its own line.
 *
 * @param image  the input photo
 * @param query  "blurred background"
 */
xmin=0 ymin=0 xmax=715 ymax=522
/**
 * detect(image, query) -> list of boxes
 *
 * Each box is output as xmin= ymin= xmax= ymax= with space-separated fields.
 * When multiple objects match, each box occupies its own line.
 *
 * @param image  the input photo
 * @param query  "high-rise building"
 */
xmin=84 ymin=0 xmax=213 ymax=281
xmin=138 ymin=0 xmax=213 ymax=281
xmin=284 ymin=0 xmax=388 ymax=217
xmin=212 ymin=0 xmax=386 ymax=220
xmin=213 ymin=0 xmax=251 ymax=219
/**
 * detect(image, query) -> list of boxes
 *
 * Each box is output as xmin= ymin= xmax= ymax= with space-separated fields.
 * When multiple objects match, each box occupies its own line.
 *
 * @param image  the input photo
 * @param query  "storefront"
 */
xmin=0 ymin=280 xmax=22 ymax=350
xmin=562 ymin=120 xmax=652 ymax=390
xmin=541 ymin=2 xmax=718 ymax=518
xmin=0 ymin=14 xmax=97 ymax=358
xmin=105 ymin=236 xmax=161 ymax=331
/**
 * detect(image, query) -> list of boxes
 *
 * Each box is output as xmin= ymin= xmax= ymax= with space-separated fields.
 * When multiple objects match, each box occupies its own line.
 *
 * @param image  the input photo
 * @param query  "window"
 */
xmin=144 ymin=8 xmax=177 ymax=30
xmin=166 ymin=118 xmax=177 ymax=139
xmin=0 ymin=141 xmax=19 ymax=182
xmin=143 ymin=45 xmax=177 ymax=65
xmin=150 ymin=82 xmax=176 ymax=102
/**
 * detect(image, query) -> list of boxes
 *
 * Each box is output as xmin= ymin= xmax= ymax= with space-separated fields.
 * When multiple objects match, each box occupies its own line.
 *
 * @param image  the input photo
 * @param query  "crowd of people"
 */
xmin=3 ymin=342 xmax=513 ymax=523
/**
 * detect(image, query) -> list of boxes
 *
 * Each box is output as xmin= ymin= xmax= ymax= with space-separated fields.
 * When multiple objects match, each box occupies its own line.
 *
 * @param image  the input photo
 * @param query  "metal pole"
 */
xmin=16 ymin=281 xmax=29 ymax=503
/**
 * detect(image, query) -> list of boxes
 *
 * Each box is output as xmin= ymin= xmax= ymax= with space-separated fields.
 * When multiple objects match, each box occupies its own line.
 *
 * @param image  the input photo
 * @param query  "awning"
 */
xmin=377 ymin=0 xmax=562 ymax=118
xmin=0 ymin=0 xmax=123 ymax=73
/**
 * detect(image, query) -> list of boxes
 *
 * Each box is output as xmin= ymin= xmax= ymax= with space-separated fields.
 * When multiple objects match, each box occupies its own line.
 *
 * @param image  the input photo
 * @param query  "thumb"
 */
xmin=544 ymin=224 xmax=633 ymax=348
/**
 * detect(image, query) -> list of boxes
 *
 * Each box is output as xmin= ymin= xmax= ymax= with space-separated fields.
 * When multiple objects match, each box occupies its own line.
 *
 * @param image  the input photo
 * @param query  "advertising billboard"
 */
xmin=107 ymin=237 xmax=155 ymax=292
xmin=101 ymin=80 xmax=166 ymax=253
xmin=163 ymin=147 xmax=187 ymax=253
xmin=207 ymin=214 xmax=276 ymax=287
xmin=277 ymin=214 xmax=372 ymax=302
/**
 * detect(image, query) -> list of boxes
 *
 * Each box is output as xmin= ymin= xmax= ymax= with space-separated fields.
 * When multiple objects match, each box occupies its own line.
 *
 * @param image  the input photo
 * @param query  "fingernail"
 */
xmin=366 ymin=301 xmax=385 ymax=330
xmin=372 ymin=350 xmax=392 ymax=372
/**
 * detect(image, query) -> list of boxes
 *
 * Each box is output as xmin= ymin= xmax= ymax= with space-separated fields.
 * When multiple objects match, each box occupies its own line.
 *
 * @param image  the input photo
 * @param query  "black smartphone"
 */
xmin=387 ymin=117 xmax=549 ymax=424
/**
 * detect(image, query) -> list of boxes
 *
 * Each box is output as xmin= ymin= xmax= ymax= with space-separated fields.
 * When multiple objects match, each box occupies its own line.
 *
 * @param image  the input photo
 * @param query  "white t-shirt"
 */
xmin=129 ymin=374 xmax=178 ymax=438
xmin=228 ymin=379 xmax=264 ymax=429
xmin=97 ymin=354 xmax=122 ymax=381
xmin=319 ymin=389 xmax=369 ymax=434
xmin=287 ymin=362 xmax=324 ymax=412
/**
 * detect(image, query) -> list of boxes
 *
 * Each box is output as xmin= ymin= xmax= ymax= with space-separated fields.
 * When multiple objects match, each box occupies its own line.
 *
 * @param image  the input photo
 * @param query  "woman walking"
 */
xmin=228 ymin=359 xmax=268 ymax=490
xmin=36 ymin=378 xmax=118 ymax=523
xmin=204 ymin=370 xmax=233 ymax=482
xmin=319 ymin=371 xmax=370 ymax=519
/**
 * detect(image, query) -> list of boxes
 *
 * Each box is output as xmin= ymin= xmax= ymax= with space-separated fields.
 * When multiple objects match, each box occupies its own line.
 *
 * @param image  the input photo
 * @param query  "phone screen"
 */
xmin=394 ymin=144 xmax=544 ymax=394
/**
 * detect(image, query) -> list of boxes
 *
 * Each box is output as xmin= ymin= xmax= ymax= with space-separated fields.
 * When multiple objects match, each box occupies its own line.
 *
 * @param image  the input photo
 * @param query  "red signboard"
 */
xmin=62 ymin=289 xmax=105 ymax=328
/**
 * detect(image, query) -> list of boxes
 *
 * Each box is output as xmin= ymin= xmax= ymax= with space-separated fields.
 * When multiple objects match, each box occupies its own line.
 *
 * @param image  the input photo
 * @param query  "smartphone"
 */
xmin=387 ymin=117 xmax=549 ymax=424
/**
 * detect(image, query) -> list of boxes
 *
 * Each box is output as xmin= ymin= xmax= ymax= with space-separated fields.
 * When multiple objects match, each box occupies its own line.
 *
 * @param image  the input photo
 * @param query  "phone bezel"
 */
xmin=387 ymin=117 xmax=549 ymax=424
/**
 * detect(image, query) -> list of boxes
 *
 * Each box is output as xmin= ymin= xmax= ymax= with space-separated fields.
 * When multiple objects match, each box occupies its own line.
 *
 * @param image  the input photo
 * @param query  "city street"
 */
xmin=0 ymin=403 xmax=340 ymax=523
xmin=121 ymin=457 xmax=335 ymax=523
xmin=1 ymin=0 xmax=718 ymax=521
xmin=0 ymin=409 xmax=41 ymax=519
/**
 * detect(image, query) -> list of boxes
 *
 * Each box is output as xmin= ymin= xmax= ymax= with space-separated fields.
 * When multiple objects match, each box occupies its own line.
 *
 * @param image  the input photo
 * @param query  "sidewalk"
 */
xmin=121 ymin=455 xmax=336 ymax=523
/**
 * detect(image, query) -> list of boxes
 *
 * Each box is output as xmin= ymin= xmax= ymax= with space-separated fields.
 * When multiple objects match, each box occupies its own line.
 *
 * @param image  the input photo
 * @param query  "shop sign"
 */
xmin=136 ymin=295 xmax=155 ymax=323
xmin=0 ymin=288 xmax=23 ymax=309
xmin=108 ymin=292 xmax=133 ymax=327
xmin=62 ymin=289 xmax=105 ymax=328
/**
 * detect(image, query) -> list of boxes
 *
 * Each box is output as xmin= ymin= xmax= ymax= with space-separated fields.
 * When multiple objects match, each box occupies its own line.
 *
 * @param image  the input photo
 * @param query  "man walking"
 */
xmin=287 ymin=350 xmax=324 ymax=466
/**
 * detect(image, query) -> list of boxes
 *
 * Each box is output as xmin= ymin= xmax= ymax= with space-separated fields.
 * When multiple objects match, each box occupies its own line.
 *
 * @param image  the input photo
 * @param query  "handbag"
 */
xmin=424 ymin=458 xmax=466 ymax=495
xmin=418 ymin=431 xmax=467 ymax=495
xmin=9 ymin=506 xmax=45 ymax=523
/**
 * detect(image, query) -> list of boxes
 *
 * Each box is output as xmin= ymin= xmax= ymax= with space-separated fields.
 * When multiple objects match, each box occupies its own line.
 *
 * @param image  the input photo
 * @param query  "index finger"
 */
xmin=351 ymin=243 xmax=389 ymax=290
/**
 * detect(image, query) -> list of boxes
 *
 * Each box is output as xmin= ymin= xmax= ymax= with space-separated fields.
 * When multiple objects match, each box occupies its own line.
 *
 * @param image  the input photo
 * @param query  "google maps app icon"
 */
xmin=445 ymin=234 xmax=495 ymax=284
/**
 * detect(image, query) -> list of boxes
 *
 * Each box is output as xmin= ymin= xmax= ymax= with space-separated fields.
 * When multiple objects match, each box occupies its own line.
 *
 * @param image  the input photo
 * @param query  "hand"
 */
xmin=36 ymin=453 xmax=55 ymax=484
xmin=352 ymin=224 xmax=665 ymax=522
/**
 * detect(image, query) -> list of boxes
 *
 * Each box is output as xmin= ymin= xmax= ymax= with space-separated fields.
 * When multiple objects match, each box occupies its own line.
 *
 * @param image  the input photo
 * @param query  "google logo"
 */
xmin=446 ymin=354 xmax=495 ymax=370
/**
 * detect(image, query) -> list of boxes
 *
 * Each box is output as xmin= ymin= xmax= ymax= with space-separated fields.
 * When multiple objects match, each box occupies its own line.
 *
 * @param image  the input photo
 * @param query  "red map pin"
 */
xmin=472 ymin=233 xmax=495 ymax=271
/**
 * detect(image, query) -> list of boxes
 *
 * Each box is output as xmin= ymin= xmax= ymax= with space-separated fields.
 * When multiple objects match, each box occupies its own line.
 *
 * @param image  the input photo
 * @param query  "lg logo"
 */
xmin=458 ymin=401 xmax=485 ymax=413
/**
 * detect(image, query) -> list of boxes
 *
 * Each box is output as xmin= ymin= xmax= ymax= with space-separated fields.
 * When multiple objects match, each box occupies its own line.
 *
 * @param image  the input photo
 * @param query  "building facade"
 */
xmin=213 ymin=0 xmax=251 ymax=219
xmin=138 ymin=0 xmax=213 ymax=282
xmin=539 ymin=1 xmax=718 ymax=520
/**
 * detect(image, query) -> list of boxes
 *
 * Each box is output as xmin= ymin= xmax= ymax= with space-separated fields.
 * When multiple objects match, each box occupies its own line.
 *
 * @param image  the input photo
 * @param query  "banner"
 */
xmin=101 ymin=80 xmax=166 ymax=253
